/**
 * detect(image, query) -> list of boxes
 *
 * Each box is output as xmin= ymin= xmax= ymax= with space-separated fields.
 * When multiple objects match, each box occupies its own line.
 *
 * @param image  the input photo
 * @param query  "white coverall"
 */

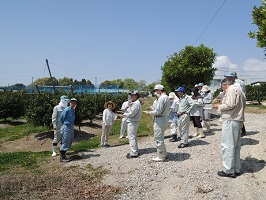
xmin=150 ymin=93 xmax=170 ymax=155
xmin=176 ymin=94 xmax=195 ymax=144
xmin=124 ymin=99 xmax=142 ymax=156
xmin=218 ymin=84 xmax=245 ymax=174
xmin=120 ymin=100 xmax=130 ymax=138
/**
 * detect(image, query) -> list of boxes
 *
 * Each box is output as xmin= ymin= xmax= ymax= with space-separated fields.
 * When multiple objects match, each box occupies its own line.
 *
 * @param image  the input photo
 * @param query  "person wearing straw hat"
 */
xmin=60 ymin=98 xmax=77 ymax=162
xmin=124 ymin=91 xmax=142 ymax=159
xmin=168 ymin=92 xmax=179 ymax=142
xmin=101 ymin=101 xmax=117 ymax=148
xmin=201 ymin=85 xmax=212 ymax=133
xmin=51 ymin=95 xmax=69 ymax=157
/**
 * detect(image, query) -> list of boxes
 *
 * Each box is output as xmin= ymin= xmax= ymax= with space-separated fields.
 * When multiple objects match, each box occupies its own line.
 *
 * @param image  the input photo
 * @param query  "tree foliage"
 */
xmin=249 ymin=1 xmax=266 ymax=54
xmin=161 ymin=44 xmax=217 ymax=92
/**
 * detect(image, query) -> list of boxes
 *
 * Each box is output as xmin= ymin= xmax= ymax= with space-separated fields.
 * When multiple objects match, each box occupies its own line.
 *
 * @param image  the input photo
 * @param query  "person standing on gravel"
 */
xmin=60 ymin=98 xmax=77 ymax=162
xmin=146 ymin=84 xmax=170 ymax=162
xmin=213 ymin=78 xmax=246 ymax=178
xmin=168 ymin=92 xmax=179 ymax=142
xmin=51 ymin=95 xmax=69 ymax=157
xmin=119 ymin=96 xmax=131 ymax=139
xmin=175 ymin=86 xmax=195 ymax=148
xmin=123 ymin=91 xmax=142 ymax=159
xmin=101 ymin=101 xmax=117 ymax=148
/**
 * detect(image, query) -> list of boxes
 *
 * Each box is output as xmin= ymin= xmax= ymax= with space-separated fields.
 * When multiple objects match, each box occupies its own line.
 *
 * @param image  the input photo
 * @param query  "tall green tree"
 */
xmin=249 ymin=1 xmax=266 ymax=56
xmin=58 ymin=77 xmax=73 ymax=86
xmin=31 ymin=77 xmax=58 ymax=86
xmin=161 ymin=44 xmax=217 ymax=92
xmin=123 ymin=78 xmax=138 ymax=91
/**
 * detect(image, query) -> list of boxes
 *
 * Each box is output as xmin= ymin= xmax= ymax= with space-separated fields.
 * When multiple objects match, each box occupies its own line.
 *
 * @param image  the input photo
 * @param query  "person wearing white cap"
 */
xmin=146 ymin=84 xmax=170 ymax=162
xmin=190 ymin=87 xmax=205 ymax=138
xmin=124 ymin=91 xmax=142 ymax=159
xmin=60 ymin=98 xmax=77 ymax=162
xmin=119 ymin=95 xmax=131 ymax=139
xmin=175 ymin=86 xmax=195 ymax=148
xmin=201 ymin=85 xmax=212 ymax=133
xmin=51 ymin=95 xmax=69 ymax=157
xmin=168 ymin=92 xmax=179 ymax=142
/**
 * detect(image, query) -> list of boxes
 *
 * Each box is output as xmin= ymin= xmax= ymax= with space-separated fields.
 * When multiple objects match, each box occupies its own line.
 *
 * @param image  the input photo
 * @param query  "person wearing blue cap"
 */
xmin=51 ymin=95 xmax=69 ymax=157
xmin=213 ymin=78 xmax=245 ymax=178
xmin=224 ymin=72 xmax=247 ymax=136
xmin=175 ymin=86 xmax=195 ymax=148
xmin=59 ymin=98 xmax=77 ymax=162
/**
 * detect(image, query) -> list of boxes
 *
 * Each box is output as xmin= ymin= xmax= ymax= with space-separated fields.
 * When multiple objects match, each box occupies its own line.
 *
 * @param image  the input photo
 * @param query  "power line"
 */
xmin=193 ymin=0 xmax=227 ymax=46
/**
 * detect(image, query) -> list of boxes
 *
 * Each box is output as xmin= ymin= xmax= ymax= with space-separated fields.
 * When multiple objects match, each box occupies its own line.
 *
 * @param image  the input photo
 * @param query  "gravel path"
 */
xmin=67 ymin=113 xmax=266 ymax=200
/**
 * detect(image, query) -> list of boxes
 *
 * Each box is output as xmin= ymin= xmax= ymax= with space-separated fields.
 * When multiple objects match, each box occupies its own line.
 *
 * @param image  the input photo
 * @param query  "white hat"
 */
xmin=168 ymin=92 xmax=176 ymax=99
xmin=201 ymin=85 xmax=210 ymax=92
xmin=154 ymin=84 xmax=164 ymax=90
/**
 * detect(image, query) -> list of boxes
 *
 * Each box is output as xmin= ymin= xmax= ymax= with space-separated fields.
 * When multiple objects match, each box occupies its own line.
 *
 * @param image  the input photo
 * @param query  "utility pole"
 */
xmin=45 ymin=59 xmax=56 ymax=93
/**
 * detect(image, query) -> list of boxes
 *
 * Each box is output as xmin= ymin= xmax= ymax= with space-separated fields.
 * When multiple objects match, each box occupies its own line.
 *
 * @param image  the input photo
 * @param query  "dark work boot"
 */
xmin=60 ymin=151 xmax=70 ymax=162
xmin=169 ymin=134 xmax=178 ymax=142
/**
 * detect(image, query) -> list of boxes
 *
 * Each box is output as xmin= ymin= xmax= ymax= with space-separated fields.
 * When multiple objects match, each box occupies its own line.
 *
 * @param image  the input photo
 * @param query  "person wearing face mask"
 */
xmin=146 ymin=84 xmax=170 ymax=162
xmin=201 ymin=85 xmax=213 ymax=133
xmin=124 ymin=91 xmax=142 ymax=159
xmin=59 ymin=98 xmax=77 ymax=162
xmin=51 ymin=95 xmax=69 ymax=157
xmin=119 ymin=95 xmax=131 ymax=139
xmin=168 ymin=92 xmax=179 ymax=142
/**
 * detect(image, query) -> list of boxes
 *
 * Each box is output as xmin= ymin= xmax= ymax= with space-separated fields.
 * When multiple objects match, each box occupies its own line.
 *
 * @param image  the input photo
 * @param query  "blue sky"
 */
xmin=0 ymin=0 xmax=265 ymax=86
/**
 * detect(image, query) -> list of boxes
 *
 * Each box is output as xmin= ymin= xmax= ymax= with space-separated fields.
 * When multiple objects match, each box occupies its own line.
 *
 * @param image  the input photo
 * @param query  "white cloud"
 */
xmin=213 ymin=56 xmax=266 ymax=84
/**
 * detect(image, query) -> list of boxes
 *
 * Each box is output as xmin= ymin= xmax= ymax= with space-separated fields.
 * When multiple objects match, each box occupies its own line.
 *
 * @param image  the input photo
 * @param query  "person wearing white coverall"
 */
xmin=60 ymin=98 xmax=77 ymax=162
xmin=201 ymin=85 xmax=212 ymax=133
xmin=146 ymin=84 xmax=170 ymax=162
xmin=168 ymin=92 xmax=179 ymax=142
xmin=213 ymin=78 xmax=245 ymax=178
xmin=51 ymin=95 xmax=69 ymax=157
xmin=119 ymin=96 xmax=131 ymax=139
xmin=175 ymin=87 xmax=195 ymax=148
xmin=124 ymin=91 xmax=142 ymax=158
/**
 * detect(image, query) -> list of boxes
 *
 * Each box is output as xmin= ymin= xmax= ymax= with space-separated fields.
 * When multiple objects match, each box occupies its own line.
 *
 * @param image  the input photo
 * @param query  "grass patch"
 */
xmin=70 ymin=136 xmax=100 ymax=152
xmin=0 ymin=124 xmax=48 ymax=142
xmin=0 ymin=151 xmax=50 ymax=173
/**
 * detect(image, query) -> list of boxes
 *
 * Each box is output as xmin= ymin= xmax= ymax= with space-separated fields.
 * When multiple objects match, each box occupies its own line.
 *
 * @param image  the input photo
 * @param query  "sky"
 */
xmin=0 ymin=0 xmax=265 ymax=86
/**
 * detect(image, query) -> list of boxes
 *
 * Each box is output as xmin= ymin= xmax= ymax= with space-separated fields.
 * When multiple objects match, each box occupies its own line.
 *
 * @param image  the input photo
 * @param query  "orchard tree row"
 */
xmin=0 ymin=91 xmax=131 ymax=129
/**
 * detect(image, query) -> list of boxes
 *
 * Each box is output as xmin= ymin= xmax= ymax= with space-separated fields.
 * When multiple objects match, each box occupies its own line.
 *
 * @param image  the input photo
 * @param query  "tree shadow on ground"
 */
xmin=80 ymin=121 xmax=102 ymax=129
xmin=188 ymin=139 xmax=210 ymax=147
xmin=240 ymin=157 xmax=265 ymax=175
xmin=166 ymin=153 xmax=190 ymax=162
xmin=34 ymin=130 xmax=96 ymax=142
xmin=241 ymin=138 xmax=259 ymax=146
xmin=0 ymin=120 xmax=26 ymax=127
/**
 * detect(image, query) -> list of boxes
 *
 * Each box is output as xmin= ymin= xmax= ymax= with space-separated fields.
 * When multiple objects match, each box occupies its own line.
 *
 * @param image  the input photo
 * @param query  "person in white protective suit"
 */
xmin=51 ymin=95 xmax=69 ymax=157
xmin=175 ymin=86 xmax=195 ymax=148
xmin=146 ymin=84 xmax=170 ymax=162
xmin=201 ymin=85 xmax=213 ymax=133
xmin=119 ymin=95 xmax=131 ymax=139
xmin=124 ymin=91 xmax=142 ymax=158
xmin=213 ymin=78 xmax=245 ymax=178
xmin=168 ymin=92 xmax=179 ymax=142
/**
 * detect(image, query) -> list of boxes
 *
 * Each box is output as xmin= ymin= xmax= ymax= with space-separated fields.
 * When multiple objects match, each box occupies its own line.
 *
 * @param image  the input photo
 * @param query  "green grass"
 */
xmin=70 ymin=136 xmax=100 ymax=152
xmin=246 ymin=104 xmax=266 ymax=109
xmin=0 ymin=151 xmax=51 ymax=172
xmin=0 ymin=124 xmax=48 ymax=142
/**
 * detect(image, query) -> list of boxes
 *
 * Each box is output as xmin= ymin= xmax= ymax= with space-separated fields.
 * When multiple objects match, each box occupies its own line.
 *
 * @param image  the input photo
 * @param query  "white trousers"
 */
xmin=101 ymin=125 xmax=112 ymax=145
xmin=127 ymin=121 xmax=139 ymax=156
xmin=178 ymin=114 xmax=190 ymax=144
xmin=154 ymin=117 xmax=168 ymax=153
xmin=222 ymin=120 xmax=242 ymax=174
xmin=120 ymin=118 xmax=128 ymax=137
